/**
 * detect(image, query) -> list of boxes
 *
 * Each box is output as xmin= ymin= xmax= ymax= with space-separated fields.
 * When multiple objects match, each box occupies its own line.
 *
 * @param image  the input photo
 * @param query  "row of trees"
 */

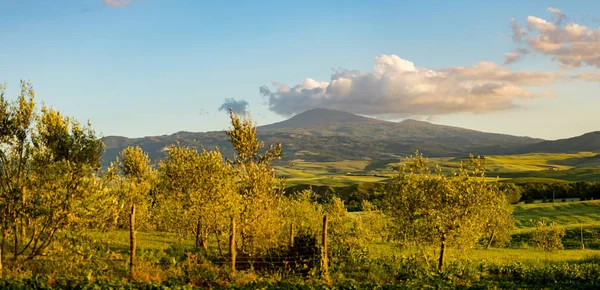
xmin=0 ymin=81 xmax=515 ymax=277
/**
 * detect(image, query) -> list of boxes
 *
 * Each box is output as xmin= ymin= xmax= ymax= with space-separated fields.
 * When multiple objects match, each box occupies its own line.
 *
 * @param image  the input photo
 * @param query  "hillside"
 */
xmin=101 ymin=108 xmax=546 ymax=166
xmin=516 ymin=131 xmax=600 ymax=154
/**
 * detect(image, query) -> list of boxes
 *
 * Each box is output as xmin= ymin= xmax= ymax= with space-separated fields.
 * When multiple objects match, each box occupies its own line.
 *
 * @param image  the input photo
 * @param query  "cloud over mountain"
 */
xmin=260 ymin=55 xmax=559 ymax=119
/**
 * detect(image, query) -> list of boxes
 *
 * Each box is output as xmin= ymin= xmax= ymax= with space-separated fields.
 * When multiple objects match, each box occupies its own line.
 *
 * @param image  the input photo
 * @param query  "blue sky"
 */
xmin=1 ymin=0 xmax=599 ymax=140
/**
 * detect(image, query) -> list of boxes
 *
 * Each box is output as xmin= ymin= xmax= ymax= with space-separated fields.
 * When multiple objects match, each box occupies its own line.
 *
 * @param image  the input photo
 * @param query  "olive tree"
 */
xmin=225 ymin=109 xmax=285 ymax=254
xmin=384 ymin=152 xmax=511 ymax=271
xmin=482 ymin=192 xmax=514 ymax=249
xmin=531 ymin=220 xmax=565 ymax=251
xmin=112 ymin=146 xmax=155 ymax=279
xmin=0 ymin=81 xmax=104 ymax=273
xmin=157 ymin=145 xmax=238 ymax=254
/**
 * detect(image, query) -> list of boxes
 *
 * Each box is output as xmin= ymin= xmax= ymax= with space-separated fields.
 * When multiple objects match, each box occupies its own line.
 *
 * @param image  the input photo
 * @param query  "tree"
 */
xmin=481 ymin=191 xmax=514 ymax=249
xmin=499 ymin=183 xmax=523 ymax=205
xmin=112 ymin=146 xmax=155 ymax=280
xmin=384 ymin=152 xmax=511 ymax=271
xmin=0 ymin=81 xmax=105 ymax=273
xmin=157 ymin=145 xmax=238 ymax=254
xmin=531 ymin=220 xmax=565 ymax=251
xmin=225 ymin=109 xmax=285 ymax=254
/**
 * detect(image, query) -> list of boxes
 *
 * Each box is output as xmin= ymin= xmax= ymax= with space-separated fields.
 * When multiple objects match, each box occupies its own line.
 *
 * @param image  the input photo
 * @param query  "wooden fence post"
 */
xmin=230 ymin=216 xmax=236 ymax=272
xmin=321 ymin=214 xmax=329 ymax=280
xmin=290 ymin=224 xmax=295 ymax=247
xmin=581 ymin=223 xmax=585 ymax=250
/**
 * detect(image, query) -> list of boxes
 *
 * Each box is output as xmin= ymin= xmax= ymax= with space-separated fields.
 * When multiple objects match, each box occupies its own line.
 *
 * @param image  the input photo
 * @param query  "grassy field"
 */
xmin=275 ymin=152 xmax=600 ymax=185
xmin=275 ymin=160 xmax=390 ymax=186
xmin=512 ymin=200 xmax=600 ymax=231
xmin=93 ymin=199 xmax=600 ymax=259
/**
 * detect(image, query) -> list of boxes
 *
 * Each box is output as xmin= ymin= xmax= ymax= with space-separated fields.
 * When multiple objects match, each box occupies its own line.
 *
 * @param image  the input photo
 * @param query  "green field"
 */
xmin=275 ymin=160 xmax=390 ymax=185
xmin=513 ymin=200 xmax=600 ymax=231
xmin=276 ymin=152 xmax=600 ymax=185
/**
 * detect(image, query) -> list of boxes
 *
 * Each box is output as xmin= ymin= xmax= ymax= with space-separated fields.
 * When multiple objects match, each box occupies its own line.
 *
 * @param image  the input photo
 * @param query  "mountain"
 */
xmin=259 ymin=108 xmax=385 ymax=130
xmin=516 ymin=131 xmax=600 ymax=154
xmin=101 ymin=108 xmax=546 ymax=166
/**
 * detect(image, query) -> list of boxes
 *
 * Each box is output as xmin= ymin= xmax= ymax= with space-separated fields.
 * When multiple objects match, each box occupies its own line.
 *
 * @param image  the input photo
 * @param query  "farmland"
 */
xmin=275 ymin=152 xmax=600 ymax=185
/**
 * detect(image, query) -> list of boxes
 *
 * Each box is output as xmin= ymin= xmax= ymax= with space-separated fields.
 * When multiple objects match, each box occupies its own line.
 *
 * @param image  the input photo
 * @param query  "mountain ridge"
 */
xmin=100 ymin=108 xmax=599 ymax=166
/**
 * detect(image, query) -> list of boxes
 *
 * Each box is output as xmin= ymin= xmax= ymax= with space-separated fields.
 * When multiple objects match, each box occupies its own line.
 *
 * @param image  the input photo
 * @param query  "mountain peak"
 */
xmin=260 ymin=108 xmax=386 ymax=130
xmin=400 ymin=118 xmax=431 ymax=125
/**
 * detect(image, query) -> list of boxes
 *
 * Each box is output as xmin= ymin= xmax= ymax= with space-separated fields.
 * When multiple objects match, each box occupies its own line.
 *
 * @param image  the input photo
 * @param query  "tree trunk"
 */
xmin=486 ymin=232 xmax=495 ymax=249
xmin=0 ymin=228 xmax=4 ymax=276
xmin=195 ymin=218 xmax=208 ymax=251
xmin=321 ymin=214 xmax=329 ymax=280
xmin=438 ymin=233 xmax=447 ymax=271
xmin=129 ymin=204 xmax=136 ymax=280
xmin=195 ymin=218 xmax=201 ymax=249
xmin=21 ymin=187 xmax=26 ymax=241
xmin=229 ymin=217 xmax=236 ymax=272
xmin=289 ymin=224 xmax=295 ymax=247
xmin=13 ymin=218 xmax=18 ymax=263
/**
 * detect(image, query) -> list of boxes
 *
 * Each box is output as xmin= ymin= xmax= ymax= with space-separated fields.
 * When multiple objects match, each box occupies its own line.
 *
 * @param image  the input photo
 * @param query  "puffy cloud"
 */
xmin=509 ymin=8 xmax=600 ymax=69
xmin=260 ymin=55 xmax=558 ymax=118
xmin=103 ymin=0 xmax=132 ymax=7
xmin=218 ymin=98 xmax=249 ymax=115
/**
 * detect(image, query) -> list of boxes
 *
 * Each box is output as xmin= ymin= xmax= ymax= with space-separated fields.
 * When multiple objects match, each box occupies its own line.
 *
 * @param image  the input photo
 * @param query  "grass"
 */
xmin=276 ymin=160 xmax=389 ymax=186
xmin=275 ymin=152 xmax=600 ymax=186
xmin=86 ymin=230 xmax=193 ymax=252
xmin=512 ymin=200 xmax=600 ymax=232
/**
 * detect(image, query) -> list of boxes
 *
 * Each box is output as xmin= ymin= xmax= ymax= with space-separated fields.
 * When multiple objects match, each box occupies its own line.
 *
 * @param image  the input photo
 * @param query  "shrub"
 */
xmin=531 ymin=220 xmax=566 ymax=252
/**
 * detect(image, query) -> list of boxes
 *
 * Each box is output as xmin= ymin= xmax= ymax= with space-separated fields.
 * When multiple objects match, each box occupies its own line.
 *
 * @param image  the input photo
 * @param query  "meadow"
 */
xmin=18 ymin=198 xmax=598 ymax=289
xmin=276 ymin=152 xmax=600 ymax=185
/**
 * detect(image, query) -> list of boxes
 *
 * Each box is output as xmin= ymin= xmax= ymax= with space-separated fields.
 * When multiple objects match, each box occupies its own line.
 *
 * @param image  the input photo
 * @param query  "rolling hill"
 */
xmin=515 ymin=131 xmax=600 ymax=154
xmin=101 ymin=108 xmax=570 ymax=166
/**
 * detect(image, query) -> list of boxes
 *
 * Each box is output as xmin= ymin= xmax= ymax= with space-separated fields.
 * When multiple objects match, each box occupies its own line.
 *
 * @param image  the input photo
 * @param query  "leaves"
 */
xmin=383 ymin=151 xmax=514 ymax=267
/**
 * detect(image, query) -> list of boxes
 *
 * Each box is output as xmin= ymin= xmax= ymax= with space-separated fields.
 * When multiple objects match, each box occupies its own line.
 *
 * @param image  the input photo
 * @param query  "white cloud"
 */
xmin=260 ymin=55 xmax=559 ymax=118
xmin=510 ymin=8 xmax=600 ymax=69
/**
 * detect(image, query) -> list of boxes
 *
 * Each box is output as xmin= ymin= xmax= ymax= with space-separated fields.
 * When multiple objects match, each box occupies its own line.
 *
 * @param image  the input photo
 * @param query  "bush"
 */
xmin=531 ymin=220 xmax=566 ymax=252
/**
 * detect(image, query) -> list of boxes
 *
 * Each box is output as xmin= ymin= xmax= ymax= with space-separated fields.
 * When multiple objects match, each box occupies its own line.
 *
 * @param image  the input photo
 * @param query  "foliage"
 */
xmin=156 ymin=145 xmax=238 ymax=252
xmin=0 ymin=81 xmax=105 ymax=272
xmin=225 ymin=110 xmax=285 ymax=255
xmin=383 ymin=151 xmax=513 ymax=270
xmin=481 ymin=188 xmax=514 ymax=248
xmin=531 ymin=220 xmax=566 ymax=252
xmin=499 ymin=183 xmax=523 ymax=204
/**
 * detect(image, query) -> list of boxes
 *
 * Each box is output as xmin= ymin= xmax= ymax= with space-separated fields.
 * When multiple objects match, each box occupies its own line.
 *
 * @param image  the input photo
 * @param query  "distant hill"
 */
xmin=515 ymin=131 xmax=600 ymax=154
xmin=260 ymin=108 xmax=385 ymax=130
xmin=101 ymin=108 xmax=547 ymax=166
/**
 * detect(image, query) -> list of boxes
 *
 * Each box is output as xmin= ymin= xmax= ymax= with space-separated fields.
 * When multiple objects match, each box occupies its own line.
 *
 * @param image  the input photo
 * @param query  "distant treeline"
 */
xmin=287 ymin=181 xmax=600 ymax=210
xmin=517 ymin=181 xmax=600 ymax=202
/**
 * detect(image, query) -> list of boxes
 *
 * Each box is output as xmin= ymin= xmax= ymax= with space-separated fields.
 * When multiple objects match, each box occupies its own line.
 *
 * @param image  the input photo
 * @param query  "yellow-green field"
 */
xmin=276 ymin=152 xmax=600 ymax=185
xmin=95 ymin=199 xmax=600 ymax=265
xmin=275 ymin=160 xmax=390 ymax=186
